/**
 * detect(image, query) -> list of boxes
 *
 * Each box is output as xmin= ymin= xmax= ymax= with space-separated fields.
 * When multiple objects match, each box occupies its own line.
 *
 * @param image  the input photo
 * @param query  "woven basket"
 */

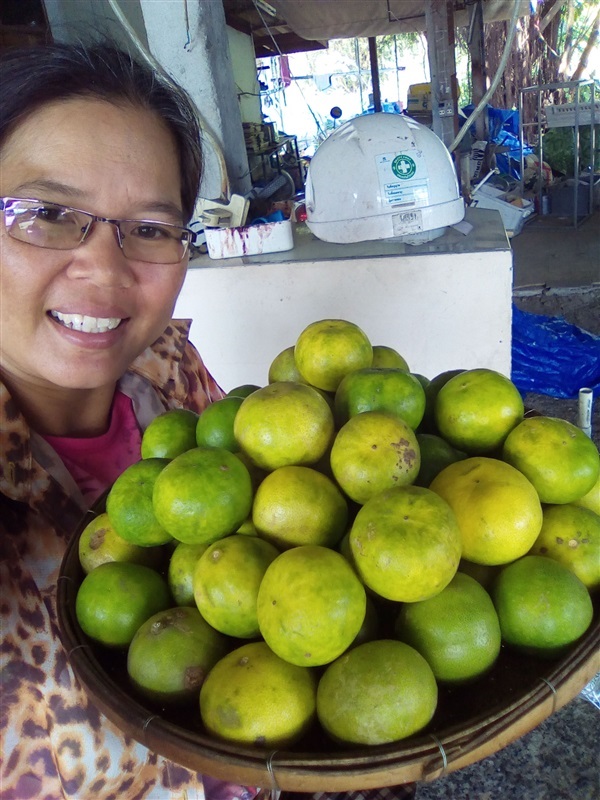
xmin=57 ymin=502 xmax=600 ymax=792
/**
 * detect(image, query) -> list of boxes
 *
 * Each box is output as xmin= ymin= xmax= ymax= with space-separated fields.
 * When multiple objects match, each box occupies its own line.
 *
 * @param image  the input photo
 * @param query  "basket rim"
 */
xmin=57 ymin=502 xmax=600 ymax=791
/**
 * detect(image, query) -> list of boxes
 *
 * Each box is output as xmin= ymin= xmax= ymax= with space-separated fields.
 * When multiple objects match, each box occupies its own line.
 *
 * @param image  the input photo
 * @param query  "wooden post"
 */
xmin=368 ymin=36 xmax=382 ymax=112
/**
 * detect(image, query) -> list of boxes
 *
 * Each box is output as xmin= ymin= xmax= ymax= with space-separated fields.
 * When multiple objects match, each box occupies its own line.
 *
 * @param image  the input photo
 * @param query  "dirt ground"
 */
xmin=512 ymin=285 xmax=600 ymax=447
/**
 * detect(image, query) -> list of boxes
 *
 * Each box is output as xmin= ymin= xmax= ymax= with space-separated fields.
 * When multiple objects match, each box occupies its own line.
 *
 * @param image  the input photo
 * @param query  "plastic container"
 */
xmin=204 ymin=219 xmax=294 ymax=260
xmin=471 ymin=185 xmax=535 ymax=236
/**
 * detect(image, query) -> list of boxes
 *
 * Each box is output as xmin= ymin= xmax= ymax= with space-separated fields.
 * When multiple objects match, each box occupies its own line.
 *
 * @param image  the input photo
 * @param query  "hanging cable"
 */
xmin=449 ymin=0 xmax=521 ymax=152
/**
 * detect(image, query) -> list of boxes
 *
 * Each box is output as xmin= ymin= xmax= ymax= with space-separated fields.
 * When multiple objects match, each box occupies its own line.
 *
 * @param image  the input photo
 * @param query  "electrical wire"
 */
xmin=449 ymin=0 xmax=521 ymax=153
xmin=107 ymin=0 xmax=230 ymax=197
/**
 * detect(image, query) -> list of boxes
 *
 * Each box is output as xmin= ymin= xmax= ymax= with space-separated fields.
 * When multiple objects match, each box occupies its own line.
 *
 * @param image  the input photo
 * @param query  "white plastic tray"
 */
xmin=204 ymin=219 xmax=294 ymax=260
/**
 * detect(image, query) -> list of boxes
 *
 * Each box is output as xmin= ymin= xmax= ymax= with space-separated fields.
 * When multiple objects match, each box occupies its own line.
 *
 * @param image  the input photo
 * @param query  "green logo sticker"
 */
xmin=392 ymin=154 xmax=417 ymax=180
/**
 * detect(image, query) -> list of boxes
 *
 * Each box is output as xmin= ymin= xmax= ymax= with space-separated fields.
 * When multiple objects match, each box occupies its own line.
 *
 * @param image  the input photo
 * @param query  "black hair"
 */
xmin=0 ymin=41 xmax=202 ymax=222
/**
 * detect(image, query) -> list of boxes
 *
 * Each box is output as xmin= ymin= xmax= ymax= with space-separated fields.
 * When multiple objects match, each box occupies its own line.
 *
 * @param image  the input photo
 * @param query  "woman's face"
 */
xmin=0 ymin=97 xmax=189 ymax=396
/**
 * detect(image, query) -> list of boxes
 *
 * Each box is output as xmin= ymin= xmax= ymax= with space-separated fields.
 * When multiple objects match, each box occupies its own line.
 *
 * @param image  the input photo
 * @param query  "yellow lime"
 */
xmin=257 ymin=545 xmax=366 ymax=667
xmin=168 ymin=541 xmax=209 ymax=606
xmin=193 ymin=534 xmax=280 ymax=639
xmin=349 ymin=486 xmax=462 ymax=602
xmin=330 ymin=411 xmax=420 ymax=505
xmin=395 ymin=572 xmax=501 ymax=683
xmin=316 ymin=640 xmax=437 ymax=745
xmin=268 ymin=345 xmax=306 ymax=384
xmin=502 ymin=415 xmax=600 ymax=504
xmin=127 ymin=606 xmax=229 ymax=704
xmin=572 ymin=470 xmax=600 ymax=515
xmin=75 ymin=562 xmax=171 ymax=647
xmin=195 ymin=396 xmax=243 ymax=452
xmin=492 ymin=555 xmax=594 ymax=658
xmin=252 ymin=465 xmax=348 ymax=549
xmin=199 ymin=641 xmax=318 ymax=748
xmin=434 ymin=368 xmax=524 ymax=454
xmin=371 ymin=345 xmax=409 ymax=371
xmin=233 ymin=381 xmax=334 ymax=471
xmin=430 ymin=457 xmax=543 ymax=565
xmin=140 ymin=409 xmax=199 ymax=459
xmin=528 ymin=503 xmax=600 ymax=591
xmin=334 ymin=368 xmax=426 ymax=430
xmin=105 ymin=458 xmax=172 ymax=547
xmin=152 ymin=447 xmax=253 ymax=545
xmin=78 ymin=512 xmax=163 ymax=574
xmin=294 ymin=319 xmax=373 ymax=392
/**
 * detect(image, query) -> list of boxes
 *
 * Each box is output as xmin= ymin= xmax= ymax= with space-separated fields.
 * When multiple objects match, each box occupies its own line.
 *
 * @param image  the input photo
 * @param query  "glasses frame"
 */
xmin=0 ymin=196 xmax=195 ymax=264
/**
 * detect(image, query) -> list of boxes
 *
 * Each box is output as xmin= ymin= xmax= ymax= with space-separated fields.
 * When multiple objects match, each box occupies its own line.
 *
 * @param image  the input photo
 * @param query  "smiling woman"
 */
xmin=0 ymin=41 xmax=251 ymax=800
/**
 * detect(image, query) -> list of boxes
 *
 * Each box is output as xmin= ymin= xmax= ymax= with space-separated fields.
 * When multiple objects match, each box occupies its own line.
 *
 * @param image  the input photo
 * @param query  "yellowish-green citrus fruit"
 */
xmin=572 ymin=470 xmax=600 ymax=515
xmin=140 ymin=409 xmax=199 ymax=459
xmin=349 ymin=486 xmax=462 ymax=602
xmin=193 ymin=534 xmax=280 ymax=639
xmin=502 ymin=416 xmax=600 ymax=504
xmin=236 ymin=517 xmax=258 ymax=536
xmin=334 ymin=368 xmax=426 ymax=430
xmin=152 ymin=447 xmax=253 ymax=545
xmin=233 ymin=382 xmax=334 ymax=471
xmin=316 ymin=640 xmax=437 ymax=745
xmin=75 ymin=562 xmax=171 ymax=647
xmin=414 ymin=433 xmax=467 ymax=488
xmin=457 ymin=559 xmax=502 ymax=591
xmin=252 ymin=465 xmax=348 ymax=549
xmin=434 ymin=368 xmax=524 ymax=454
xmin=421 ymin=368 xmax=466 ymax=433
xmin=195 ymin=396 xmax=243 ymax=452
xmin=528 ymin=504 xmax=600 ymax=591
xmin=330 ymin=411 xmax=420 ymax=505
xmin=168 ymin=541 xmax=209 ymax=606
xmin=127 ymin=606 xmax=229 ymax=704
xmin=199 ymin=641 xmax=318 ymax=748
xmin=106 ymin=458 xmax=172 ymax=547
xmin=294 ymin=319 xmax=373 ymax=392
xmin=492 ymin=555 xmax=594 ymax=658
xmin=430 ymin=457 xmax=543 ymax=565
xmin=257 ymin=545 xmax=366 ymax=667
xmin=412 ymin=373 xmax=431 ymax=391
xmin=268 ymin=345 xmax=307 ymax=384
xmin=226 ymin=384 xmax=261 ymax=398
xmin=371 ymin=345 xmax=409 ymax=371
xmin=78 ymin=512 xmax=163 ymax=574
xmin=395 ymin=572 xmax=501 ymax=683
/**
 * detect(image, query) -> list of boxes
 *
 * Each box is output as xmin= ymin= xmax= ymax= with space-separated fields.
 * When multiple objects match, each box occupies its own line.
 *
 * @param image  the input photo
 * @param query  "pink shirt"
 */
xmin=42 ymin=390 xmax=142 ymax=503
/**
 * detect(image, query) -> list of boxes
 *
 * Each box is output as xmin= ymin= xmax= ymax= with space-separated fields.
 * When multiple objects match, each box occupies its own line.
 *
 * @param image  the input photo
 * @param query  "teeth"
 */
xmin=51 ymin=310 xmax=121 ymax=333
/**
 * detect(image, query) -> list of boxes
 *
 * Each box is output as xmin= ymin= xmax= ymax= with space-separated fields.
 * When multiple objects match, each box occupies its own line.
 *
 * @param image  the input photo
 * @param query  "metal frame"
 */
xmin=519 ymin=79 xmax=597 ymax=228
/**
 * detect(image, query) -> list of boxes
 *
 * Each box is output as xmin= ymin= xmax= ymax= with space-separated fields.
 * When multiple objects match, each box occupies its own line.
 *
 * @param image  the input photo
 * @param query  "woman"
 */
xmin=0 ymin=40 xmax=255 ymax=800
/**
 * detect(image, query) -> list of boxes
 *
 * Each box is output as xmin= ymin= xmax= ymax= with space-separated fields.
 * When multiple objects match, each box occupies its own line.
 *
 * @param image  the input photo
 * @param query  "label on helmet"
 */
xmin=392 ymin=209 xmax=423 ymax=234
xmin=376 ymin=150 xmax=430 ymax=208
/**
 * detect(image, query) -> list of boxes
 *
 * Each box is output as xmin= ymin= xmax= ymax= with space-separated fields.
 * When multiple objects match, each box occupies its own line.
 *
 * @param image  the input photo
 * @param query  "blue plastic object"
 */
xmin=511 ymin=305 xmax=600 ymax=399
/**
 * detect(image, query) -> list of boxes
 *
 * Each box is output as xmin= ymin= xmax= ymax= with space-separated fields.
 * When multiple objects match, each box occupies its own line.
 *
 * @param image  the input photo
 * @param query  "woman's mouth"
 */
xmin=49 ymin=310 xmax=123 ymax=333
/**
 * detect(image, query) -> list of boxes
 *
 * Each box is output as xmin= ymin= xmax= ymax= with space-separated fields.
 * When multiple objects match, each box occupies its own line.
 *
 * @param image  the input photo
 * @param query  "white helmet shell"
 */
xmin=305 ymin=112 xmax=465 ymax=244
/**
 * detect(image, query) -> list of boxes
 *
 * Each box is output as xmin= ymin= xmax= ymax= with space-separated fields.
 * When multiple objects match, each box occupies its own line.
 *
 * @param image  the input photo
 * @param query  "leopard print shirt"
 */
xmin=0 ymin=320 xmax=256 ymax=800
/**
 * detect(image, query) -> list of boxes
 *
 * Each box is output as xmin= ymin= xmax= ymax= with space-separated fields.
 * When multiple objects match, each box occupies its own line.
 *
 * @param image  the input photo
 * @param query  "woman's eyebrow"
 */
xmin=9 ymin=179 xmax=184 ymax=219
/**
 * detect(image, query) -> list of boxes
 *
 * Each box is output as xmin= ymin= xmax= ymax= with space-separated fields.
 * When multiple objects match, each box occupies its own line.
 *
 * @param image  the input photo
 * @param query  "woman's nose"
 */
xmin=66 ymin=221 xmax=135 ymax=288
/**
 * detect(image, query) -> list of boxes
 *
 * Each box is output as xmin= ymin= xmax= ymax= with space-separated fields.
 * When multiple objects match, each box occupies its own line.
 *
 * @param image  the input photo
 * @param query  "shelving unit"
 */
xmin=519 ymin=80 xmax=597 ymax=228
xmin=246 ymin=135 xmax=306 ymax=199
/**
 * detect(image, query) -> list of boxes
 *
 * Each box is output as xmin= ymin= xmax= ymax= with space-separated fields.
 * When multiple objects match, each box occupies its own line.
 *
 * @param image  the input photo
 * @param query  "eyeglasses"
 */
xmin=0 ymin=197 xmax=195 ymax=264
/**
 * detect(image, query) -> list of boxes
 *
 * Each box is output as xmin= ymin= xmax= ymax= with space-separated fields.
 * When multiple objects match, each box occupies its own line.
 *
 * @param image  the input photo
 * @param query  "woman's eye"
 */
xmin=36 ymin=206 xmax=65 ymax=223
xmin=132 ymin=224 xmax=171 ymax=241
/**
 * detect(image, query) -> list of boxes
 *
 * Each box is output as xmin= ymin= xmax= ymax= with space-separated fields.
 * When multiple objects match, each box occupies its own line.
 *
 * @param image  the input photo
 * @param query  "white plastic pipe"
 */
xmin=578 ymin=388 xmax=593 ymax=438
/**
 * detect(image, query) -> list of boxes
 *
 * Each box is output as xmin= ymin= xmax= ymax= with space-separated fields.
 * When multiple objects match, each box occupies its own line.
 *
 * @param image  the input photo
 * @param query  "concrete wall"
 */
xmin=43 ymin=0 xmax=252 ymax=201
xmin=228 ymin=26 xmax=263 ymax=125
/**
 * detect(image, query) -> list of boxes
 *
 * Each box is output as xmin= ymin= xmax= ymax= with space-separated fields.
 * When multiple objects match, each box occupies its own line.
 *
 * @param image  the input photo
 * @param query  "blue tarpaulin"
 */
xmin=511 ymin=305 xmax=600 ymax=399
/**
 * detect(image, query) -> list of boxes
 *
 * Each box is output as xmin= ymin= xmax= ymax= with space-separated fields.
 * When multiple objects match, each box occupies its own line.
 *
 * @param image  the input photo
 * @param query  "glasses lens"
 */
xmin=3 ymin=200 xmax=89 ymax=249
xmin=119 ymin=221 xmax=190 ymax=264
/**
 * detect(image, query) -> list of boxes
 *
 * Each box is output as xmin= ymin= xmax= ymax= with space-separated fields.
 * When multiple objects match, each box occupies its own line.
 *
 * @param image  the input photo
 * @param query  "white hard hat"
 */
xmin=305 ymin=112 xmax=465 ymax=244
